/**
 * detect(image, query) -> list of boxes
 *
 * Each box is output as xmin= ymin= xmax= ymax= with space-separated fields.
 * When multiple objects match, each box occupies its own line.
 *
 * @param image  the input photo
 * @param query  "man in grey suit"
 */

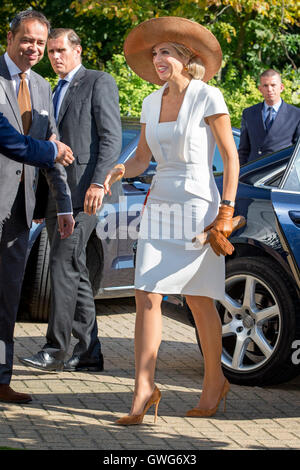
xmin=238 ymin=69 xmax=300 ymax=165
xmin=21 ymin=28 xmax=122 ymax=372
xmin=0 ymin=11 xmax=74 ymax=404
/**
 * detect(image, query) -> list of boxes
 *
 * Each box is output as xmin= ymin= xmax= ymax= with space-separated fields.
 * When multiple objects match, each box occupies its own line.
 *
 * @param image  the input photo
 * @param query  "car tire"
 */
xmin=186 ymin=256 xmax=300 ymax=386
xmin=19 ymin=227 xmax=51 ymax=322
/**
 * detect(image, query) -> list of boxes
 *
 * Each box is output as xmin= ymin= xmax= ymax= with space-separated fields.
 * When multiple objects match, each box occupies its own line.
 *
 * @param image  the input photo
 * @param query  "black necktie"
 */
xmin=265 ymin=106 xmax=274 ymax=132
xmin=53 ymin=79 xmax=67 ymax=121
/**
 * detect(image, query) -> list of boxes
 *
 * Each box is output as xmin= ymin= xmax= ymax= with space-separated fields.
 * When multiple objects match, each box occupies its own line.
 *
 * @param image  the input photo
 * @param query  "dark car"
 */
xmin=183 ymin=140 xmax=300 ymax=386
xmin=130 ymin=131 xmax=300 ymax=386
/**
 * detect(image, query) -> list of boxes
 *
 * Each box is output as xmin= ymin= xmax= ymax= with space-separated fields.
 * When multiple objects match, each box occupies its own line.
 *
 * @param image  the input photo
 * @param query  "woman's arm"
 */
xmin=206 ymin=113 xmax=240 ymax=204
xmin=103 ymin=124 xmax=152 ymax=194
xmin=203 ymin=113 xmax=240 ymax=249
xmin=123 ymin=124 xmax=152 ymax=177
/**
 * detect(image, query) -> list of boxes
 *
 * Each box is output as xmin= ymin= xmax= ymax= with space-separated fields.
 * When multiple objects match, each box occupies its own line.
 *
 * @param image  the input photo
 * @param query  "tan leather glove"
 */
xmin=212 ymin=205 xmax=235 ymax=238
xmin=193 ymin=215 xmax=245 ymax=257
xmin=204 ymin=205 xmax=234 ymax=256
xmin=208 ymin=229 xmax=235 ymax=256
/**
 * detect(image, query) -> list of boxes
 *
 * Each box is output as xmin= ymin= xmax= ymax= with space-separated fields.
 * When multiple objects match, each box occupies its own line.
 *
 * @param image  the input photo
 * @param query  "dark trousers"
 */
xmin=0 ymin=184 xmax=29 ymax=384
xmin=42 ymin=209 xmax=101 ymax=361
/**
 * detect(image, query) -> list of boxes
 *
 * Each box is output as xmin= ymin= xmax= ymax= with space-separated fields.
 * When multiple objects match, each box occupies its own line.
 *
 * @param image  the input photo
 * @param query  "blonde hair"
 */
xmin=171 ymin=42 xmax=205 ymax=80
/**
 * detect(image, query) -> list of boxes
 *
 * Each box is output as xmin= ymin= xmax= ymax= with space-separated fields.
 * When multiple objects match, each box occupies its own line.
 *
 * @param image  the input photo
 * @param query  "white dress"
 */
xmin=134 ymin=79 xmax=229 ymax=300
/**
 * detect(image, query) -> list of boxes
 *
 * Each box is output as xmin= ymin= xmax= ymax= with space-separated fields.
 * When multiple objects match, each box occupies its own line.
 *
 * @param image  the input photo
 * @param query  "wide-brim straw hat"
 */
xmin=124 ymin=16 xmax=222 ymax=85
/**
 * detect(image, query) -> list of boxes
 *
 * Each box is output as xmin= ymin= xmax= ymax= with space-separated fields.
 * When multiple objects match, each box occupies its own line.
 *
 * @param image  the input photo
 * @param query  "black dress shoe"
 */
xmin=19 ymin=351 xmax=64 ymax=371
xmin=0 ymin=385 xmax=32 ymax=404
xmin=64 ymin=354 xmax=104 ymax=372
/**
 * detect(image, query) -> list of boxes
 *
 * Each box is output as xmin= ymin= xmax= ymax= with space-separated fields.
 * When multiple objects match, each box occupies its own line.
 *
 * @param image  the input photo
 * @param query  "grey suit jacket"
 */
xmin=238 ymin=100 xmax=300 ymax=165
xmin=46 ymin=65 xmax=122 ymax=212
xmin=0 ymin=54 xmax=72 ymax=227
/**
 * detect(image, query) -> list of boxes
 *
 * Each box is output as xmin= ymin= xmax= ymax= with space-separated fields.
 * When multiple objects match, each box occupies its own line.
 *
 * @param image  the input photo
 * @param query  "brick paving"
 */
xmin=0 ymin=298 xmax=300 ymax=451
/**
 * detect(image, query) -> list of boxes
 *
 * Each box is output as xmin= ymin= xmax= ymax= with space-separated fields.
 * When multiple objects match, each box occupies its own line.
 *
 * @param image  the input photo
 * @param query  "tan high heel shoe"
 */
xmin=186 ymin=379 xmax=230 ymax=418
xmin=115 ymin=385 xmax=161 ymax=426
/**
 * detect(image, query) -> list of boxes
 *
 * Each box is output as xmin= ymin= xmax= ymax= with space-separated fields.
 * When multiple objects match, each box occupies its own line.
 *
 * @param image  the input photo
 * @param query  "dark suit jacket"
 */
xmin=0 ymin=111 xmax=55 ymax=167
xmin=238 ymin=100 xmax=300 ymax=165
xmin=46 ymin=65 xmax=122 ymax=214
xmin=0 ymin=54 xmax=72 ymax=228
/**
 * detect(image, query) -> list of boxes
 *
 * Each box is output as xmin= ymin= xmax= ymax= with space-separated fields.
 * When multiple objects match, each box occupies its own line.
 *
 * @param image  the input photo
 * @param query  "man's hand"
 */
xmin=57 ymin=214 xmax=75 ymax=239
xmin=84 ymin=184 xmax=105 ymax=215
xmin=32 ymin=219 xmax=44 ymax=224
xmin=49 ymin=134 xmax=74 ymax=167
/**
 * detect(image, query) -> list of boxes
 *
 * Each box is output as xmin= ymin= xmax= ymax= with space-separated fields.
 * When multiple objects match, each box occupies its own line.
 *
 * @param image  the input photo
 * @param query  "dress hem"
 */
xmin=134 ymin=285 xmax=225 ymax=301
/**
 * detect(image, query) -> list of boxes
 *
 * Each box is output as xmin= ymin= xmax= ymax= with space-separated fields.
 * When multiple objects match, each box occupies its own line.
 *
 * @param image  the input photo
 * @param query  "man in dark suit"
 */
xmin=21 ymin=28 xmax=122 ymax=372
xmin=238 ymin=69 xmax=300 ymax=165
xmin=0 ymin=11 xmax=74 ymax=404
xmin=0 ymin=111 xmax=74 ymax=167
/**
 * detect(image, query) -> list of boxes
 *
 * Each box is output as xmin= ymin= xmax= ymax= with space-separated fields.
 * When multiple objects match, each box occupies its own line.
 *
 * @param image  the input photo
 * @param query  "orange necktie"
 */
xmin=18 ymin=72 xmax=32 ymax=135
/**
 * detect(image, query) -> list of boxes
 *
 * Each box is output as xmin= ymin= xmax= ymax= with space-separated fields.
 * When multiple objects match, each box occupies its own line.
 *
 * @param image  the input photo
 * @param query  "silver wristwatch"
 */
xmin=220 ymin=199 xmax=235 ymax=208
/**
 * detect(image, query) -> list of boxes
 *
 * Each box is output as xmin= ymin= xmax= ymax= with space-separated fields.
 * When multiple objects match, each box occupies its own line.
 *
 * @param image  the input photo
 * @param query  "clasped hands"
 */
xmin=204 ymin=205 xmax=235 ymax=257
xmin=49 ymin=134 xmax=74 ymax=167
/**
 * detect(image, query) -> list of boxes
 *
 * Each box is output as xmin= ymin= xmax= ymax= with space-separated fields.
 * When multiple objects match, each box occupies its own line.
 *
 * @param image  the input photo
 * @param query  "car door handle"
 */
xmin=289 ymin=211 xmax=300 ymax=226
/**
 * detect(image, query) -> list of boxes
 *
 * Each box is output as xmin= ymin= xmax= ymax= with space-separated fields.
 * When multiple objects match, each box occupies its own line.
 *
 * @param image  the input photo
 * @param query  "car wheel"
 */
xmin=19 ymin=227 xmax=51 ymax=322
xmin=186 ymin=256 xmax=300 ymax=386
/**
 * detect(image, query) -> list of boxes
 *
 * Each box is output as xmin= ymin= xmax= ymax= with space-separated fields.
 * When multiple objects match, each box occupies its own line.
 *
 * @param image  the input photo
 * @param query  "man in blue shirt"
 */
xmin=0 ymin=111 xmax=73 ymax=167
xmin=238 ymin=70 xmax=300 ymax=165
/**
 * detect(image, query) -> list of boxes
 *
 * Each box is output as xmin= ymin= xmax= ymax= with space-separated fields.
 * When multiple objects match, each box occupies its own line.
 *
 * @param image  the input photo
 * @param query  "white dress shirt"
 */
xmin=53 ymin=63 xmax=82 ymax=119
xmin=262 ymin=99 xmax=282 ymax=129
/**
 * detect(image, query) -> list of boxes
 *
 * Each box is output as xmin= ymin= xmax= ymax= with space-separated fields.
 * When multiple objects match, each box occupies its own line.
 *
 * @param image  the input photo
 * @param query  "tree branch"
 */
xmin=280 ymin=37 xmax=297 ymax=69
xmin=208 ymin=5 xmax=231 ymax=24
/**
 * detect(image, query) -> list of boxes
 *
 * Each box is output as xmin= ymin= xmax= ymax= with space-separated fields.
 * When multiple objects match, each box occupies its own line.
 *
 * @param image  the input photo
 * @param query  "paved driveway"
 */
xmin=1 ymin=298 xmax=300 ymax=450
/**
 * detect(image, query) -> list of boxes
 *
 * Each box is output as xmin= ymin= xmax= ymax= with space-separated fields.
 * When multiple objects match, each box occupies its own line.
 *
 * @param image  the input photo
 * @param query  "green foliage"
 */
xmin=69 ymin=0 xmax=300 ymax=79
xmin=105 ymin=54 xmax=158 ymax=116
xmin=44 ymin=75 xmax=58 ymax=89
xmin=0 ymin=0 xmax=299 ymax=127
xmin=104 ymin=53 xmax=300 ymax=127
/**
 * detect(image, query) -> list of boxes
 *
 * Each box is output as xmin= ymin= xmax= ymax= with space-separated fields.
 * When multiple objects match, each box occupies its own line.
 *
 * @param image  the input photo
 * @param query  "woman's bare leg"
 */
xmin=186 ymin=295 xmax=226 ymax=409
xmin=129 ymin=289 xmax=163 ymax=415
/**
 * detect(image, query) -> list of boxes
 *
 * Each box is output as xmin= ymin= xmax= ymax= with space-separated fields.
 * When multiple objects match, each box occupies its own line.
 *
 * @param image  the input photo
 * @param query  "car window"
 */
xmin=280 ymin=143 xmax=300 ymax=193
xmin=241 ymin=162 xmax=288 ymax=187
xmin=251 ymin=165 xmax=287 ymax=188
xmin=264 ymin=169 xmax=286 ymax=187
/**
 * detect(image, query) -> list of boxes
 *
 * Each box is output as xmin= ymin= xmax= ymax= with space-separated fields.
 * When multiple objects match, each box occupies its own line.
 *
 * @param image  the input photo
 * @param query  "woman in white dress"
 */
xmin=104 ymin=17 xmax=240 ymax=425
